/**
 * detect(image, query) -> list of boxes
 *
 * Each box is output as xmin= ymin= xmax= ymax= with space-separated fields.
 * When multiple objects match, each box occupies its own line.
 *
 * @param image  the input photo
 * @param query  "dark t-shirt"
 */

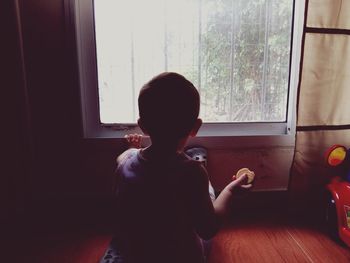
xmin=114 ymin=148 xmax=211 ymax=263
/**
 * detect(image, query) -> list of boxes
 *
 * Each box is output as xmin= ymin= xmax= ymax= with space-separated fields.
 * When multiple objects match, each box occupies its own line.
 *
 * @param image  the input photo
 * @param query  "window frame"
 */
xmin=73 ymin=0 xmax=305 ymax=146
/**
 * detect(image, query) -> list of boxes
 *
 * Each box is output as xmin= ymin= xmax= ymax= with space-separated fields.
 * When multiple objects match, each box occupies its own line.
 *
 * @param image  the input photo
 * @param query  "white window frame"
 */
xmin=72 ymin=0 xmax=305 ymax=147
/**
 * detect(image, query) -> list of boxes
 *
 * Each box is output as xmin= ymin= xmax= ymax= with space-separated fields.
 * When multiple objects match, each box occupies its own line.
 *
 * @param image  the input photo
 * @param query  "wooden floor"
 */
xmin=4 ymin=212 xmax=350 ymax=263
xmin=4 ymin=232 xmax=112 ymax=263
xmin=208 ymin=212 xmax=350 ymax=263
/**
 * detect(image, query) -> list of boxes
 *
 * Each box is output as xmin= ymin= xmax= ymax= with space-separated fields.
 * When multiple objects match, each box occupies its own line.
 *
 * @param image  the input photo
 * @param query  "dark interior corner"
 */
xmin=2 ymin=0 xmax=334 ymax=234
xmin=3 ymin=0 xmax=350 ymax=262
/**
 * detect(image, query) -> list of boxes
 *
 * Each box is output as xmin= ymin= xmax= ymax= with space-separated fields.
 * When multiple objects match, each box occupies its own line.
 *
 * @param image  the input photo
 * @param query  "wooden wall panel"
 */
xmin=208 ymin=147 xmax=294 ymax=191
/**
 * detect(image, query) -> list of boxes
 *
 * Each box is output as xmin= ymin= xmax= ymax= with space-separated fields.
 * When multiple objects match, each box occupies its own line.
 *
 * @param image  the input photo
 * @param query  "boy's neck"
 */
xmin=144 ymin=137 xmax=188 ymax=156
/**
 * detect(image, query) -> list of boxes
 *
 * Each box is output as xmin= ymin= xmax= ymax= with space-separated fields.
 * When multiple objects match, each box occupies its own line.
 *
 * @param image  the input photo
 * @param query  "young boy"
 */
xmin=114 ymin=72 xmax=251 ymax=263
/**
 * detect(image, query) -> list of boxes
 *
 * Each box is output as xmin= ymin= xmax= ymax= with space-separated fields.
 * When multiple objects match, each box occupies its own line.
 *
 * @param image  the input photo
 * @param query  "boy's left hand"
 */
xmin=232 ymin=174 xmax=253 ymax=189
xmin=124 ymin=134 xmax=143 ymax=148
xmin=224 ymin=174 xmax=253 ymax=194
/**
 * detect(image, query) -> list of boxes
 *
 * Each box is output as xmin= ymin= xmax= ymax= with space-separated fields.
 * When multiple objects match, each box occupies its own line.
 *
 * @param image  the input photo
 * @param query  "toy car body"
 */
xmin=327 ymin=176 xmax=350 ymax=247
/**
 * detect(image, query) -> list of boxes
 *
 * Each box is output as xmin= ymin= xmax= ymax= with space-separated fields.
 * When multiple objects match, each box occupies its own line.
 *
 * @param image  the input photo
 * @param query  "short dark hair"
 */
xmin=138 ymin=72 xmax=200 ymax=140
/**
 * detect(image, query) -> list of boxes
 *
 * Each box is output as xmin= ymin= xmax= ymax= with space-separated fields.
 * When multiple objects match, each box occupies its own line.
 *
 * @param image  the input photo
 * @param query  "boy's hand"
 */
xmin=224 ymin=174 xmax=253 ymax=193
xmin=232 ymin=174 xmax=253 ymax=189
xmin=124 ymin=134 xmax=143 ymax=149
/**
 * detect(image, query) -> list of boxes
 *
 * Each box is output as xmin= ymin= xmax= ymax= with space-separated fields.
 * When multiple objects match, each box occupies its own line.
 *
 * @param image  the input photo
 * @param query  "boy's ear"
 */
xmin=137 ymin=118 xmax=149 ymax=135
xmin=190 ymin=118 xmax=202 ymax=137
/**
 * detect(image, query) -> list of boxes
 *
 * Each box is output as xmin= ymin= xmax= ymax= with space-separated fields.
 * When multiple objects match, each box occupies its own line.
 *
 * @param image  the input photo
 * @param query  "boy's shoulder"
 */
xmin=116 ymin=149 xmax=208 ymax=181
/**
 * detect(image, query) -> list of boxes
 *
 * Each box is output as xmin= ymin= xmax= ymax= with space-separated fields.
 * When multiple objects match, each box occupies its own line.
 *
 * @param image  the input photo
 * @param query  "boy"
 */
xmin=114 ymin=72 xmax=251 ymax=263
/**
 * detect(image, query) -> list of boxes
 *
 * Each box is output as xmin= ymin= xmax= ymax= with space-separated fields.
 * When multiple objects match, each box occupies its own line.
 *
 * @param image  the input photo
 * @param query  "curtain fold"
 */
xmin=307 ymin=0 xmax=350 ymax=29
xmin=298 ymin=33 xmax=350 ymax=126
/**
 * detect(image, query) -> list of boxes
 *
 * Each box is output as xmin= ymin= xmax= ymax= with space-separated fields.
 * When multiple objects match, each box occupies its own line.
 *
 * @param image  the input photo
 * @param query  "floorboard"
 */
xmin=208 ymin=212 xmax=350 ymax=263
xmin=286 ymin=226 xmax=350 ymax=263
xmin=4 ymin=232 xmax=112 ymax=263
xmin=3 ymin=212 xmax=350 ymax=262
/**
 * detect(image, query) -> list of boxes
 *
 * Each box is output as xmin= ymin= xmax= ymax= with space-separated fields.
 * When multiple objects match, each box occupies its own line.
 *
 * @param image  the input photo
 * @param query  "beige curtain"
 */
xmin=290 ymin=0 xmax=350 ymax=205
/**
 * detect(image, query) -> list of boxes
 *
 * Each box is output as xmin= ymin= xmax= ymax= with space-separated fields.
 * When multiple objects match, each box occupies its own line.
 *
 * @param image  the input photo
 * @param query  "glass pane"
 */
xmin=94 ymin=0 xmax=293 ymax=124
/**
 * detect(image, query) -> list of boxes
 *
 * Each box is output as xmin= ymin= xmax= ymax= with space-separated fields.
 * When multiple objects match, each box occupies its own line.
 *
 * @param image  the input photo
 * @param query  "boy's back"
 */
xmin=114 ymin=148 xmax=215 ymax=263
xmin=112 ymin=72 xmax=252 ymax=262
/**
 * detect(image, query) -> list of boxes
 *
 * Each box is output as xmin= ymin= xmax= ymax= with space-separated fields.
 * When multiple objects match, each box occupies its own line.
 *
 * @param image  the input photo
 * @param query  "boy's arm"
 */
xmin=192 ymin=169 xmax=251 ymax=240
xmin=213 ymin=174 xmax=250 ymax=217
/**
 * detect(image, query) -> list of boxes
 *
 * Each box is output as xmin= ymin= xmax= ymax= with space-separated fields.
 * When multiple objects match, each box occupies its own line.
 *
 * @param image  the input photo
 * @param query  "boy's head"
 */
xmin=138 ymin=72 xmax=201 ymax=141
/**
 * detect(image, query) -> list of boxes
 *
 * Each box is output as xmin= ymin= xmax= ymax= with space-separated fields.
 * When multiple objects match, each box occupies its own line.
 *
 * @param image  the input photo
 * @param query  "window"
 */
xmin=74 ymin=0 xmax=304 ymax=139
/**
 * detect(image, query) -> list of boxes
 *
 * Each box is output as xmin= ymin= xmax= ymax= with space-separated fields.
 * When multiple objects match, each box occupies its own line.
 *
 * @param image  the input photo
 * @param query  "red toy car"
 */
xmin=325 ymin=145 xmax=350 ymax=247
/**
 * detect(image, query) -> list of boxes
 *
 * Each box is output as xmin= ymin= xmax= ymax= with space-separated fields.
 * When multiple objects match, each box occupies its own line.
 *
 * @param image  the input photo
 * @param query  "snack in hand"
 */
xmin=234 ymin=168 xmax=255 ymax=184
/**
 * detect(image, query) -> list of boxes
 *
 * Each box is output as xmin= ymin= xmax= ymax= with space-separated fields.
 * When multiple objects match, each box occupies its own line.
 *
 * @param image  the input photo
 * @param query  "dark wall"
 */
xmin=2 ymin=0 xmax=29 ymax=229
xmin=3 ymin=0 xmax=125 ymax=231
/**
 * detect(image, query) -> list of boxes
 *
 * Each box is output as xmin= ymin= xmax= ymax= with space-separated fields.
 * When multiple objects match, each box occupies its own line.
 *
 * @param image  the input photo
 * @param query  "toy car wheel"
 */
xmin=325 ymin=193 xmax=340 ymax=242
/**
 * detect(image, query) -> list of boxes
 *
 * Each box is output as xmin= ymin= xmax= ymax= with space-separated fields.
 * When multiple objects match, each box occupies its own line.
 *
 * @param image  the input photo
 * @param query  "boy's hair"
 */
xmin=138 ymin=72 xmax=200 ymax=140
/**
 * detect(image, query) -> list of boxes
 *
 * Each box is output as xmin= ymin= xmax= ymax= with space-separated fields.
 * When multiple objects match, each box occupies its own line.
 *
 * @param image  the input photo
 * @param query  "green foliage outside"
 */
xmin=191 ymin=0 xmax=292 ymax=122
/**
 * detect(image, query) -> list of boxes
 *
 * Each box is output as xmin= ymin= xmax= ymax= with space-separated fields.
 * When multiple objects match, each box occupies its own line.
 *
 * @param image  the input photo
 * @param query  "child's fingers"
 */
xmin=226 ymin=174 xmax=248 ymax=191
xmin=234 ymin=173 xmax=248 ymax=184
xmin=124 ymin=134 xmax=133 ymax=140
xmin=227 ymin=173 xmax=255 ymax=192
xmin=125 ymin=134 xmax=141 ymax=140
xmin=240 ymin=184 xmax=253 ymax=189
xmin=124 ymin=134 xmax=143 ymax=148
xmin=132 ymin=134 xmax=142 ymax=144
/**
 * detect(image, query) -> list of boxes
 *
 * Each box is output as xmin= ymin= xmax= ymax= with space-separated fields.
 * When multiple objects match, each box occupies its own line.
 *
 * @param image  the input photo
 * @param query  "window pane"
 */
xmin=94 ymin=0 xmax=293 ymax=124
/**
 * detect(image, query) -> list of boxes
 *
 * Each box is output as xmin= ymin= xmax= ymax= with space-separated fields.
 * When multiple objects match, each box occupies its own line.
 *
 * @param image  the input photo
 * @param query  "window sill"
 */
xmin=81 ymin=132 xmax=295 ymax=151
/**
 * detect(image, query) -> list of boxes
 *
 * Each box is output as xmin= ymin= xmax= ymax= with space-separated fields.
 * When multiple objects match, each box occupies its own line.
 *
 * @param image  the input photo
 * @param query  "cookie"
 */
xmin=235 ymin=168 xmax=255 ymax=184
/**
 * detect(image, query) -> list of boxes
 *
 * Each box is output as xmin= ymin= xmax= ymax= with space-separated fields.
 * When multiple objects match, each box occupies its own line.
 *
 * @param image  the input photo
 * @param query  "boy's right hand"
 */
xmin=124 ymin=134 xmax=143 ymax=149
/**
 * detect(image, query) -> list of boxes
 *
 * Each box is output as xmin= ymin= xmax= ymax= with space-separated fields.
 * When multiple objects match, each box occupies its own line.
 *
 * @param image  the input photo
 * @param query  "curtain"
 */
xmin=290 ymin=0 xmax=350 ymax=205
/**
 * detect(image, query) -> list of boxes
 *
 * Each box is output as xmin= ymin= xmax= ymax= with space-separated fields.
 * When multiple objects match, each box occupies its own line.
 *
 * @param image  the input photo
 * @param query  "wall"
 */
xmin=2 ymin=0 xmax=29 ymax=229
xmin=3 ymin=0 xmax=123 ymax=230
